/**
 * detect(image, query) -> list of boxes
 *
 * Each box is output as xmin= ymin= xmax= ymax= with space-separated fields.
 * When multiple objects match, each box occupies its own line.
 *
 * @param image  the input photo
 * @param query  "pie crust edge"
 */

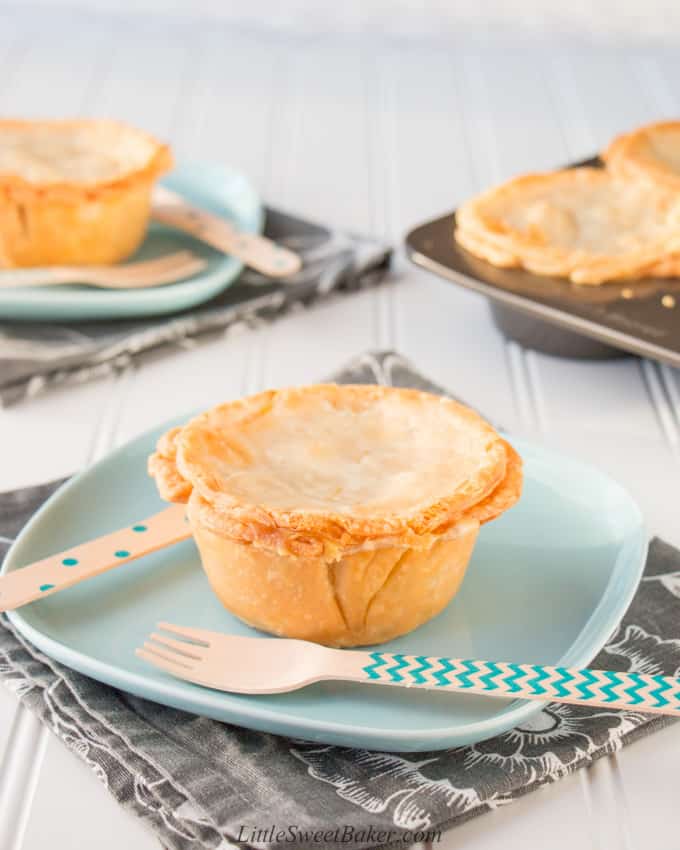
xmin=148 ymin=384 xmax=520 ymax=559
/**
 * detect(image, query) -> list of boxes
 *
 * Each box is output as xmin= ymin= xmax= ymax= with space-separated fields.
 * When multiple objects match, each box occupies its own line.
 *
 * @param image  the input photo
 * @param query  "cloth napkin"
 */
xmin=0 ymin=351 xmax=678 ymax=850
xmin=0 ymin=210 xmax=391 ymax=406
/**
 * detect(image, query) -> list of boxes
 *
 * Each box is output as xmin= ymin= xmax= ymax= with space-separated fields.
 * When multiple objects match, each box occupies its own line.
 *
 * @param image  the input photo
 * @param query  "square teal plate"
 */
xmin=2 ymin=421 xmax=646 ymax=751
xmin=0 ymin=162 xmax=263 ymax=322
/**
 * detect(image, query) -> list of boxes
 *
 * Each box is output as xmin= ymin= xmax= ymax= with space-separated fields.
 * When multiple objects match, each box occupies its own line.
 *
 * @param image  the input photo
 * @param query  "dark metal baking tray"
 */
xmin=404 ymin=158 xmax=680 ymax=365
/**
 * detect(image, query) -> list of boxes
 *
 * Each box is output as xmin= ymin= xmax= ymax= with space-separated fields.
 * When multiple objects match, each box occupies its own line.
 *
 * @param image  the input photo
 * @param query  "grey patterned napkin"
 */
xmin=0 ymin=352 xmax=678 ymax=850
xmin=0 ymin=210 xmax=391 ymax=406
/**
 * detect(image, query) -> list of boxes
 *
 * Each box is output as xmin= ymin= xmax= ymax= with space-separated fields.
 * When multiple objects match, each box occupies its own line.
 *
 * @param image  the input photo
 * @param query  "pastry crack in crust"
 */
xmin=327 ymin=560 xmax=351 ymax=635
xmin=361 ymin=548 xmax=411 ymax=632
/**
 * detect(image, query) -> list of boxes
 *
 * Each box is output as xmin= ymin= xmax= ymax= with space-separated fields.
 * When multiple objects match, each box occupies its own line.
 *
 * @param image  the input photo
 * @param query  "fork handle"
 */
xmin=151 ymin=196 xmax=301 ymax=278
xmin=0 ymin=267 xmax=77 ymax=287
xmin=0 ymin=504 xmax=190 ymax=612
xmin=343 ymin=652 xmax=680 ymax=716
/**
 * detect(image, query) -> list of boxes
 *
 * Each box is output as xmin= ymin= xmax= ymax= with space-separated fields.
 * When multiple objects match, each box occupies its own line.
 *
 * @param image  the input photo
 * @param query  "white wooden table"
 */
xmin=0 ymin=7 xmax=679 ymax=849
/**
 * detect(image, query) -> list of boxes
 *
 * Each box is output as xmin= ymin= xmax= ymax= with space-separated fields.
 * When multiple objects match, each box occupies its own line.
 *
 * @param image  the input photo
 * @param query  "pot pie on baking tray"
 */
xmin=0 ymin=119 xmax=172 ymax=267
xmin=455 ymin=120 xmax=680 ymax=285
xmin=149 ymin=384 xmax=522 ymax=647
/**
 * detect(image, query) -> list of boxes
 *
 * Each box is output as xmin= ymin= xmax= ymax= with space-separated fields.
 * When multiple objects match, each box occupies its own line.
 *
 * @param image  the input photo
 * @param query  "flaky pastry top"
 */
xmin=456 ymin=167 xmax=680 ymax=284
xmin=148 ymin=385 xmax=521 ymax=560
xmin=459 ymin=168 xmax=680 ymax=255
xmin=0 ymin=119 xmax=172 ymax=199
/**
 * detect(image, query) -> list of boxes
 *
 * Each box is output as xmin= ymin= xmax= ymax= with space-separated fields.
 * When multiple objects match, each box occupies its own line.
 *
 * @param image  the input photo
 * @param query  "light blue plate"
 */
xmin=3 ymin=423 xmax=646 ymax=751
xmin=0 ymin=163 xmax=263 ymax=322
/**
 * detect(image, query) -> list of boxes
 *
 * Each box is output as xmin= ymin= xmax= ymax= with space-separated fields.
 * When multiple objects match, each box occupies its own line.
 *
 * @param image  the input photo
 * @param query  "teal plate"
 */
xmin=0 ymin=163 xmax=263 ymax=322
xmin=3 ymin=423 xmax=646 ymax=751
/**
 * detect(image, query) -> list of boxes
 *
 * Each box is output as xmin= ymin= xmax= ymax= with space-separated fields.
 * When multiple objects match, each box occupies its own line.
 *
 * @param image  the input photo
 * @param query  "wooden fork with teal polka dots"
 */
xmin=0 ymin=504 xmax=190 ymax=612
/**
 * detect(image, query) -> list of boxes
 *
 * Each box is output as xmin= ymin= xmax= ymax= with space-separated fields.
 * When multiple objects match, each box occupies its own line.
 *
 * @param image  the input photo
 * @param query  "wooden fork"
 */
xmin=152 ymin=186 xmax=301 ymax=278
xmin=0 ymin=251 xmax=207 ymax=289
xmin=137 ymin=623 xmax=680 ymax=717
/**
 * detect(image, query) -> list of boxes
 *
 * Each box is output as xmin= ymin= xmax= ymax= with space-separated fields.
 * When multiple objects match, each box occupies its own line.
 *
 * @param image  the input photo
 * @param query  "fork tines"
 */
xmin=136 ymin=622 xmax=211 ymax=677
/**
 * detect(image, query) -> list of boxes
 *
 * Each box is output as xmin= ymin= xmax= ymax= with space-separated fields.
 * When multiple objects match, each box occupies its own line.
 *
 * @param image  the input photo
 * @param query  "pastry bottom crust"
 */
xmin=191 ymin=515 xmax=479 ymax=647
xmin=0 ymin=182 xmax=154 ymax=267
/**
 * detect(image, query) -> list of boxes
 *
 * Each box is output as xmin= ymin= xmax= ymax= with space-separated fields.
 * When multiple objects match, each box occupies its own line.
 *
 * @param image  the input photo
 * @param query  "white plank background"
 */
xmin=0 ymin=6 xmax=679 ymax=849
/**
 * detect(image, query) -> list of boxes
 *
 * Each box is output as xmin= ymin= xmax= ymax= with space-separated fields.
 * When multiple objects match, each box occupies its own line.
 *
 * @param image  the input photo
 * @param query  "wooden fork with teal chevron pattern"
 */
xmin=137 ymin=624 xmax=680 ymax=717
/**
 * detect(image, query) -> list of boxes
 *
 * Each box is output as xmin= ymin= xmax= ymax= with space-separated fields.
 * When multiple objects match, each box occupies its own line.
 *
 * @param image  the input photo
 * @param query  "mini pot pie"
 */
xmin=455 ymin=167 xmax=680 ymax=284
xmin=0 ymin=119 xmax=172 ymax=267
xmin=148 ymin=384 xmax=522 ymax=647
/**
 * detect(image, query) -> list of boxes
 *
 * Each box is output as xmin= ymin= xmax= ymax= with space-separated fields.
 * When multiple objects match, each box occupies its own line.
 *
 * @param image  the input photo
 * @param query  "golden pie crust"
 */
xmin=455 ymin=167 xmax=680 ymax=285
xmin=603 ymin=121 xmax=680 ymax=193
xmin=0 ymin=119 xmax=172 ymax=267
xmin=149 ymin=384 xmax=522 ymax=646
